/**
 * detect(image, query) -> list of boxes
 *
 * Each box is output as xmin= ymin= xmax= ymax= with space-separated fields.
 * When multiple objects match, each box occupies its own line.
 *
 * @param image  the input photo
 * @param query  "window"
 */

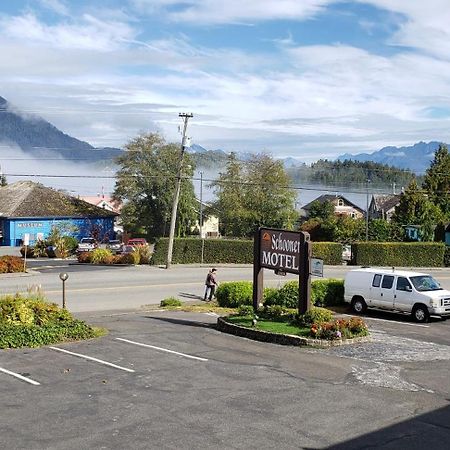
xmin=372 ymin=274 xmax=382 ymax=287
xmin=396 ymin=277 xmax=412 ymax=291
xmin=381 ymin=275 xmax=394 ymax=289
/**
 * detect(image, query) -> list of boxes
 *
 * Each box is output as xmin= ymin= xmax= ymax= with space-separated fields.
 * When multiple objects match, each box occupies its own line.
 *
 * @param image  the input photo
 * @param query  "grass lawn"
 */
xmin=226 ymin=315 xmax=311 ymax=337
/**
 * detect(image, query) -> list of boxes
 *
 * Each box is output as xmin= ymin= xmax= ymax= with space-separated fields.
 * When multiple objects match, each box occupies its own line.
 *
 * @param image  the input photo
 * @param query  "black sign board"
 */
xmin=259 ymin=229 xmax=301 ymax=274
xmin=253 ymin=227 xmax=312 ymax=315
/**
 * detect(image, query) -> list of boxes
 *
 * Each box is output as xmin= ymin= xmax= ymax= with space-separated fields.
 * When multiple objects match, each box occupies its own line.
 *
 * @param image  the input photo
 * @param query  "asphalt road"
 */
xmin=1 ymin=308 xmax=450 ymax=449
xmin=2 ymin=262 xmax=450 ymax=448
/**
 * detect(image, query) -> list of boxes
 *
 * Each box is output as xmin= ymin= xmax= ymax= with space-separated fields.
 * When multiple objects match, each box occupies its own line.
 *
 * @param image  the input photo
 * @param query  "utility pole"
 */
xmin=199 ymin=171 xmax=205 ymax=264
xmin=365 ymin=179 xmax=370 ymax=241
xmin=166 ymin=112 xmax=193 ymax=269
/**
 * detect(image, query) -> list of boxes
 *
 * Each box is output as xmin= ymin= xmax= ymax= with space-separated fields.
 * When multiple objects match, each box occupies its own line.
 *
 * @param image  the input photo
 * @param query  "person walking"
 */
xmin=204 ymin=268 xmax=218 ymax=301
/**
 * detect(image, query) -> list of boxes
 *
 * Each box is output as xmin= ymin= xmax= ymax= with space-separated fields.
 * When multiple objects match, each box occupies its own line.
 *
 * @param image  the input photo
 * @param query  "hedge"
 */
xmin=445 ymin=247 xmax=450 ymax=267
xmin=217 ymin=279 xmax=344 ymax=308
xmin=352 ymin=242 xmax=446 ymax=267
xmin=151 ymin=237 xmax=342 ymax=265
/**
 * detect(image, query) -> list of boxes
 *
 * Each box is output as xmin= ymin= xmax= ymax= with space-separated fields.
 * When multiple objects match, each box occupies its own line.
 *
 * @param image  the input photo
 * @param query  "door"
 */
xmin=371 ymin=274 xmax=395 ymax=308
xmin=393 ymin=276 xmax=413 ymax=312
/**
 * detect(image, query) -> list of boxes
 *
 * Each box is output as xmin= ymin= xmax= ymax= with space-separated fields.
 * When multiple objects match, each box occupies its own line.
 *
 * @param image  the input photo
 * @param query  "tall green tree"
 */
xmin=423 ymin=144 xmax=450 ymax=217
xmin=113 ymin=133 xmax=197 ymax=239
xmin=212 ymin=153 xmax=297 ymax=237
xmin=392 ymin=179 xmax=443 ymax=241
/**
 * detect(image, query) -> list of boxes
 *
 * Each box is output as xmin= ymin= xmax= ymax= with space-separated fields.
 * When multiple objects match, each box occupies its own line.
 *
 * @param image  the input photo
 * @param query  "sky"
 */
xmin=1 ymin=0 xmax=450 ymax=198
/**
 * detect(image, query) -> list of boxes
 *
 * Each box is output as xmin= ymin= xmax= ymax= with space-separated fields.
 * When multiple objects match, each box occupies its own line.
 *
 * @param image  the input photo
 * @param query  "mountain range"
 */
xmin=0 ymin=96 xmax=122 ymax=161
xmin=337 ymin=141 xmax=445 ymax=174
xmin=0 ymin=95 xmax=443 ymax=174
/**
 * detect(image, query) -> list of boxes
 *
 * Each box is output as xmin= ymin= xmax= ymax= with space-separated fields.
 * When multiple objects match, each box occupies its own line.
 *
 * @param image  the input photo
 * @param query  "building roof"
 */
xmin=371 ymin=194 xmax=401 ymax=212
xmin=0 ymin=181 xmax=118 ymax=219
xmin=80 ymin=195 xmax=122 ymax=213
xmin=302 ymin=194 xmax=364 ymax=213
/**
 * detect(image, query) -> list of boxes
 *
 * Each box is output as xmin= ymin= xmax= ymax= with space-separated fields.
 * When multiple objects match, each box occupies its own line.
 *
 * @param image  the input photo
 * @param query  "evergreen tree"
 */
xmin=422 ymin=144 xmax=450 ymax=217
xmin=113 ymin=133 xmax=197 ymax=239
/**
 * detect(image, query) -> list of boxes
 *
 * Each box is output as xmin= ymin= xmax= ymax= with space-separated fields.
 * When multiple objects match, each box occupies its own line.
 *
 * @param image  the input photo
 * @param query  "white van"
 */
xmin=344 ymin=268 xmax=450 ymax=323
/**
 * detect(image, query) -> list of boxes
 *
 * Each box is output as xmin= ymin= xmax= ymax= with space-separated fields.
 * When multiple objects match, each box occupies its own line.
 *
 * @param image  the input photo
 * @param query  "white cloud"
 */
xmin=0 ymin=13 xmax=136 ymax=51
xmin=39 ymin=0 xmax=70 ymax=16
xmin=133 ymin=0 xmax=334 ymax=24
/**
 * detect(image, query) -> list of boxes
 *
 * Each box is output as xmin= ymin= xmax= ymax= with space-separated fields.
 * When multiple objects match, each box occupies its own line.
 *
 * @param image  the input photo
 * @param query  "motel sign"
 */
xmin=253 ymin=227 xmax=312 ymax=315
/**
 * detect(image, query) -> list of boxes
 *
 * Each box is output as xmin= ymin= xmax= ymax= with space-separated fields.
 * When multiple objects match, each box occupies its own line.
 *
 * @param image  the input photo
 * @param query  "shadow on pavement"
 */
xmin=143 ymin=315 xmax=215 ymax=329
xmin=327 ymin=403 xmax=450 ymax=449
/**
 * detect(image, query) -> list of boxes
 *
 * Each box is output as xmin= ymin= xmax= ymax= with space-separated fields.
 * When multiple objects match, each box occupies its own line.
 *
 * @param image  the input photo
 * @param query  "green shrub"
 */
xmin=353 ymin=242 xmax=445 ymax=267
xmin=216 ymin=281 xmax=253 ymax=307
xmin=311 ymin=279 xmax=344 ymax=306
xmin=237 ymin=305 xmax=254 ymax=316
xmin=311 ymin=242 xmax=343 ymax=265
xmin=262 ymin=305 xmax=290 ymax=319
xmin=445 ymin=247 xmax=450 ymax=267
xmin=33 ymin=240 xmax=49 ymax=257
xmin=263 ymin=287 xmax=279 ymax=305
xmin=91 ymin=248 xmax=114 ymax=264
xmin=0 ymin=320 xmax=99 ymax=349
xmin=63 ymin=236 xmax=79 ymax=254
xmin=0 ymin=294 xmax=100 ymax=349
xmin=296 ymin=307 xmax=333 ymax=327
xmin=160 ymin=297 xmax=183 ymax=307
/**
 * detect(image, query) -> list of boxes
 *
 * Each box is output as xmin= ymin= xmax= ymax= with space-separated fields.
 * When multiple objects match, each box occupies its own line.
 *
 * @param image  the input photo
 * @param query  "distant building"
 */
xmin=0 ymin=181 xmax=118 ymax=246
xmin=192 ymin=200 xmax=220 ymax=238
xmin=80 ymin=195 xmax=122 ymax=214
xmin=301 ymin=194 xmax=365 ymax=220
xmin=368 ymin=194 xmax=401 ymax=221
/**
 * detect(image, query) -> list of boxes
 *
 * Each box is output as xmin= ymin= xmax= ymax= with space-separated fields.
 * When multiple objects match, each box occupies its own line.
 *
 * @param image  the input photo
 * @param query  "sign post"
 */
xmin=253 ymin=227 xmax=312 ymax=315
xmin=23 ymin=233 xmax=30 ymax=272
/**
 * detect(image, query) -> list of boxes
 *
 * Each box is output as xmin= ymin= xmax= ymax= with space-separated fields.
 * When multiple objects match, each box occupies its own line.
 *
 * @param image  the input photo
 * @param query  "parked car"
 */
xmin=128 ymin=238 xmax=148 ymax=246
xmin=344 ymin=268 xmax=450 ymax=323
xmin=77 ymin=237 xmax=98 ymax=253
xmin=121 ymin=245 xmax=136 ymax=254
xmin=106 ymin=239 xmax=123 ymax=254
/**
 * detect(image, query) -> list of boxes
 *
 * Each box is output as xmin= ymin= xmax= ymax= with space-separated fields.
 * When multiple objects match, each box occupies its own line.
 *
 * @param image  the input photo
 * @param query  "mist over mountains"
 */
xmin=337 ymin=141 xmax=445 ymax=174
xmin=0 ymin=94 xmax=441 ymax=198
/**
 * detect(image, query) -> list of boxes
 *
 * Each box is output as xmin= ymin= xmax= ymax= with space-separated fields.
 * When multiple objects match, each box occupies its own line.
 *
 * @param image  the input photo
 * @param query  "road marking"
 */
xmin=49 ymin=347 xmax=135 ymax=372
xmin=204 ymin=312 xmax=219 ymax=317
xmin=0 ymin=367 xmax=40 ymax=385
xmin=115 ymin=338 xmax=208 ymax=361
xmin=340 ymin=313 xmax=429 ymax=328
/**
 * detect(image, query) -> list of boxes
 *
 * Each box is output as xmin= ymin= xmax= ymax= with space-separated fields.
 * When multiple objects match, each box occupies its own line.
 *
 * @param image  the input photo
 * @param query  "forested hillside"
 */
xmin=287 ymin=159 xmax=420 ymax=188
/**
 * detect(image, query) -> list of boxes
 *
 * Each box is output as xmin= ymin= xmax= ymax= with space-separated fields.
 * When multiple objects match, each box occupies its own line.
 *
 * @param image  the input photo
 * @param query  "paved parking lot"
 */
xmin=2 ymin=309 xmax=450 ymax=449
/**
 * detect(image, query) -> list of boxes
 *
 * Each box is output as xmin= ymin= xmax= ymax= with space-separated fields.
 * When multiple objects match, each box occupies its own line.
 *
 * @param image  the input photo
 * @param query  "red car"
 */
xmin=127 ymin=238 xmax=148 ymax=246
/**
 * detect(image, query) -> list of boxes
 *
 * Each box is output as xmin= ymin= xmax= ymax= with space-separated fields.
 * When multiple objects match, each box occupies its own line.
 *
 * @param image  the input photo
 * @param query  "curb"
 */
xmin=216 ymin=317 xmax=371 ymax=348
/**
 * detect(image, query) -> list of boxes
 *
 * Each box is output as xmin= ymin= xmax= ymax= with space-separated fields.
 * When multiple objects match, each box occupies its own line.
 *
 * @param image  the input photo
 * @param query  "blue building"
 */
xmin=0 ymin=181 xmax=118 ymax=246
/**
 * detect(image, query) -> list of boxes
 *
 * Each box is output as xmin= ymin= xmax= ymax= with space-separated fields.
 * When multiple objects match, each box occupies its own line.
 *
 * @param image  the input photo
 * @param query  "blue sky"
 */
xmin=1 ymin=0 xmax=450 ymax=164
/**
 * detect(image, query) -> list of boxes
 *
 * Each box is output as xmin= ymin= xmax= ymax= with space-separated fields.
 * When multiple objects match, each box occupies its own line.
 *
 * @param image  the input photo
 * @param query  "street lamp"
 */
xmin=59 ymin=272 xmax=69 ymax=309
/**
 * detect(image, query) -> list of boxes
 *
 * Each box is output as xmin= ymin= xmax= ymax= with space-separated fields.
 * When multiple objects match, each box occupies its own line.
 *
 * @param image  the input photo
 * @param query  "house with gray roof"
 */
xmin=301 ymin=194 xmax=365 ymax=220
xmin=0 ymin=181 xmax=118 ymax=246
xmin=368 ymin=194 xmax=401 ymax=221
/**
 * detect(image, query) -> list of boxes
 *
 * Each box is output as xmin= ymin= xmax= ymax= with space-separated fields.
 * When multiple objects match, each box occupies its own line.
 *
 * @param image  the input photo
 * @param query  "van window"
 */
xmin=397 ymin=277 xmax=412 ymax=291
xmin=381 ymin=275 xmax=394 ymax=289
xmin=372 ymin=274 xmax=382 ymax=287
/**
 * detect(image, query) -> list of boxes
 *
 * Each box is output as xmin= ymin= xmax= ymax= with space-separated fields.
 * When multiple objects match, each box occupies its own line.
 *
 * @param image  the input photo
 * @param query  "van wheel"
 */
xmin=351 ymin=297 xmax=367 ymax=314
xmin=412 ymin=305 xmax=430 ymax=323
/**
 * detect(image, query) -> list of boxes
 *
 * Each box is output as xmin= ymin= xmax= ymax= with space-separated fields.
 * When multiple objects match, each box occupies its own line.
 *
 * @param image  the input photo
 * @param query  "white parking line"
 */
xmin=0 ymin=367 xmax=40 ymax=385
xmin=204 ymin=312 xmax=219 ymax=317
xmin=340 ymin=314 xmax=429 ymax=328
xmin=116 ymin=338 xmax=208 ymax=362
xmin=49 ymin=347 xmax=135 ymax=372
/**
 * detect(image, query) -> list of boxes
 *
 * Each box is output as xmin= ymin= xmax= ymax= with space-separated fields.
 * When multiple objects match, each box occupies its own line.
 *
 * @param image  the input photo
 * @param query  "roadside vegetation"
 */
xmin=159 ymin=279 xmax=368 ymax=341
xmin=77 ymin=245 xmax=150 ymax=265
xmin=0 ymin=256 xmax=25 ymax=273
xmin=0 ymin=290 xmax=105 ymax=349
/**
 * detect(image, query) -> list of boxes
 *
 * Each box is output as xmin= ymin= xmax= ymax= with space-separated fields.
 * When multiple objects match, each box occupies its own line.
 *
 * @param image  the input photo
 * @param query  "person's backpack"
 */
xmin=205 ymin=273 xmax=212 ymax=285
